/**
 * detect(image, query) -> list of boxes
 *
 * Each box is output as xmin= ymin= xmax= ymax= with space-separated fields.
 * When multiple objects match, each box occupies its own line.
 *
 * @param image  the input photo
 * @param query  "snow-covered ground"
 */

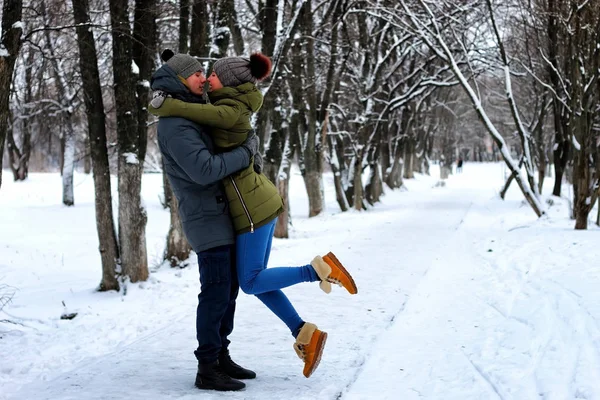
xmin=0 ymin=163 xmax=598 ymax=400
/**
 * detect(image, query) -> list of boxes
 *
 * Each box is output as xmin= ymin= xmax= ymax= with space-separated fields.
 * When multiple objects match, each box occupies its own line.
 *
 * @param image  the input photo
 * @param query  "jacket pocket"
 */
xmin=201 ymin=194 xmax=226 ymax=216
xmin=198 ymin=246 xmax=232 ymax=285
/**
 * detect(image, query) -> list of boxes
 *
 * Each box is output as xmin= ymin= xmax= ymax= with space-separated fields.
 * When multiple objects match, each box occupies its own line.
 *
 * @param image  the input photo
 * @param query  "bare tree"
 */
xmin=0 ymin=0 xmax=23 ymax=190
xmin=109 ymin=0 xmax=149 ymax=282
xmin=72 ymin=0 xmax=120 ymax=291
xmin=397 ymin=0 xmax=545 ymax=217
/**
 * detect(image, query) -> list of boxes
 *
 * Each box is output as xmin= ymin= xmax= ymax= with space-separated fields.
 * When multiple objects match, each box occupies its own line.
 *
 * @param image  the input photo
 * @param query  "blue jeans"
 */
xmin=236 ymin=218 xmax=319 ymax=335
xmin=194 ymin=245 xmax=238 ymax=364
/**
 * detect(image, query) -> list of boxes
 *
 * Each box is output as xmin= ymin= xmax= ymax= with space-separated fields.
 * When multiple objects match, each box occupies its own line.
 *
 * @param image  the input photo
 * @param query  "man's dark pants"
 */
xmin=194 ymin=245 xmax=239 ymax=364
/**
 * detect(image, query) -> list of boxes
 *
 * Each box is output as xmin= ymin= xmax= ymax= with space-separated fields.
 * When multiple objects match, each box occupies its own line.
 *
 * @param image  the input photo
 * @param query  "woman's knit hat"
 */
xmin=212 ymin=53 xmax=272 ymax=87
xmin=161 ymin=49 xmax=204 ymax=79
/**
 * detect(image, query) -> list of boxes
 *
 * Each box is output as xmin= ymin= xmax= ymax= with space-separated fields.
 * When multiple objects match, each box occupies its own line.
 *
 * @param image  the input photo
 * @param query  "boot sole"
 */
xmin=324 ymin=252 xmax=358 ymax=294
xmin=195 ymin=382 xmax=246 ymax=391
xmin=303 ymin=331 xmax=327 ymax=378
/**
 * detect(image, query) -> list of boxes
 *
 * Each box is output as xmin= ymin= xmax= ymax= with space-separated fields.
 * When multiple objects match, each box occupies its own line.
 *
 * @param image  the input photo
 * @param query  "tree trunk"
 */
xmin=133 ymin=0 xmax=156 ymax=165
xmin=62 ymin=119 xmax=76 ymax=206
xmin=533 ymin=98 xmax=548 ymax=195
xmin=274 ymin=132 xmax=296 ymax=239
xmin=547 ymin=0 xmax=570 ymax=198
xmin=165 ymin=194 xmax=191 ymax=266
xmin=6 ymin=116 xmax=29 ymax=181
xmin=162 ymin=160 xmax=173 ymax=208
xmin=573 ymin=135 xmax=593 ymax=230
xmin=211 ymin=0 xmax=231 ymax=58
xmin=500 ymin=172 xmax=515 ymax=199
xmin=73 ymin=0 xmax=120 ymax=291
xmin=8 ymin=46 xmax=33 ymax=181
xmin=0 ymin=0 xmax=23 ymax=190
xmin=352 ymin=153 xmax=365 ymax=211
xmin=403 ymin=138 xmax=415 ymax=179
xmin=190 ymin=0 xmax=210 ymax=57
xmin=440 ymin=163 xmax=450 ymax=180
xmin=110 ymin=0 xmax=149 ymax=283
xmin=537 ymin=159 xmax=545 ymax=194
xmin=385 ymin=139 xmax=404 ymax=189
xmin=84 ymin=137 xmax=92 ymax=174
xmin=254 ymin=0 xmax=279 ymax=154
xmin=301 ymin=0 xmax=323 ymax=217
xmin=365 ymin=160 xmax=383 ymax=206
xmin=500 ymin=158 xmax=524 ymax=199
xmin=328 ymin=133 xmax=349 ymax=212
xmin=228 ymin=0 xmax=244 ymax=55
xmin=41 ymin=0 xmax=77 ymax=205
xmin=261 ymin=0 xmax=277 ymax=56
xmin=263 ymin=103 xmax=285 ymax=184
xmin=178 ymin=0 xmax=190 ymax=53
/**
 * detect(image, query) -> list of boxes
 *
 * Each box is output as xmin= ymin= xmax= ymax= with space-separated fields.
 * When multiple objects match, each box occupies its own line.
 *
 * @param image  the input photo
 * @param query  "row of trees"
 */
xmin=1 ymin=0 xmax=598 ymax=290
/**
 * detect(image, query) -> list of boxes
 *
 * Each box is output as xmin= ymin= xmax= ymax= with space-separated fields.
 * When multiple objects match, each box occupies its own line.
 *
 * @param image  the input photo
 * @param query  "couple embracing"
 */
xmin=149 ymin=49 xmax=358 ymax=391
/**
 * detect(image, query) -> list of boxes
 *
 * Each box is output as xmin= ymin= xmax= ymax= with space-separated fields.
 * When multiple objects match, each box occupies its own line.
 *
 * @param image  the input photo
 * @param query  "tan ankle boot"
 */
xmin=311 ymin=252 xmax=358 ymax=294
xmin=293 ymin=322 xmax=328 ymax=378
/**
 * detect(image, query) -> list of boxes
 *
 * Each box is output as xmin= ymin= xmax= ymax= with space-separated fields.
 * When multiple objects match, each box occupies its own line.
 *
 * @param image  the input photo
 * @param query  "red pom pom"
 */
xmin=249 ymin=53 xmax=272 ymax=81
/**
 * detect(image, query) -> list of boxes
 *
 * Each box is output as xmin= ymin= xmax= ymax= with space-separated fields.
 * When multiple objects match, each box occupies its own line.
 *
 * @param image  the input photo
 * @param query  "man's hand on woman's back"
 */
xmin=241 ymin=132 xmax=259 ymax=159
xmin=253 ymin=152 xmax=263 ymax=174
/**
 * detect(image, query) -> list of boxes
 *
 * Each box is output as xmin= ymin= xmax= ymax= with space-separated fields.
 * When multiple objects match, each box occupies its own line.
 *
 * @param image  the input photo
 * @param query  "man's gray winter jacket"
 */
xmin=151 ymin=65 xmax=250 ymax=252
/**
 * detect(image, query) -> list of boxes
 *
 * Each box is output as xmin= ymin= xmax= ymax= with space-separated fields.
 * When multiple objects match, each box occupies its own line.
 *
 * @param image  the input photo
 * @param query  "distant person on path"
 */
xmin=150 ymin=52 xmax=358 ymax=385
xmin=150 ymin=50 xmax=259 ymax=392
xmin=457 ymin=158 xmax=464 ymax=173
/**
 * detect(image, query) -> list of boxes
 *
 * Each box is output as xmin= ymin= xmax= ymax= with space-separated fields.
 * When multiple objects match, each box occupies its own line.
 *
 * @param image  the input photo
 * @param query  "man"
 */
xmin=150 ymin=50 xmax=258 ymax=392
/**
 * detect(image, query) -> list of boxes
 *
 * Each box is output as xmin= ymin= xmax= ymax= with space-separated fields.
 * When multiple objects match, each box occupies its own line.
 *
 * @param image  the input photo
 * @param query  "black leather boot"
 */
xmin=195 ymin=361 xmax=245 ymax=391
xmin=218 ymin=350 xmax=257 ymax=379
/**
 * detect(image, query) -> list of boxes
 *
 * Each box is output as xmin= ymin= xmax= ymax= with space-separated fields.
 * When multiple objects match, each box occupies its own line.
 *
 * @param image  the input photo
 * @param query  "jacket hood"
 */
xmin=209 ymin=83 xmax=263 ymax=112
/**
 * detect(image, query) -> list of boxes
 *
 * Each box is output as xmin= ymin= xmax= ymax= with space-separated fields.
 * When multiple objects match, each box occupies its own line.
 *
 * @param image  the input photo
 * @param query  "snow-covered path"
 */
xmin=4 ymin=170 xmax=481 ymax=400
xmin=3 ymin=164 xmax=599 ymax=400
xmin=343 ymin=183 xmax=600 ymax=399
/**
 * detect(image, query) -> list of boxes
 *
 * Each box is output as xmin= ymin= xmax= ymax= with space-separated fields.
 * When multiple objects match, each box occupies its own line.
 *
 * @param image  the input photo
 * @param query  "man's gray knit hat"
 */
xmin=161 ymin=49 xmax=203 ymax=79
xmin=212 ymin=53 xmax=272 ymax=87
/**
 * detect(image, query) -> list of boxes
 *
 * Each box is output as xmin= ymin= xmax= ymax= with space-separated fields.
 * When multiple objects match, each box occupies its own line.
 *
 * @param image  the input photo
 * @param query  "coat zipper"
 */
xmin=229 ymin=176 xmax=254 ymax=233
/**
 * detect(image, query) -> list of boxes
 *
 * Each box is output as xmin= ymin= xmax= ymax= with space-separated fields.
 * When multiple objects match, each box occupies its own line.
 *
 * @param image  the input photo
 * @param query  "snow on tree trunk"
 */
xmin=62 ymin=122 xmax=76 ymax=206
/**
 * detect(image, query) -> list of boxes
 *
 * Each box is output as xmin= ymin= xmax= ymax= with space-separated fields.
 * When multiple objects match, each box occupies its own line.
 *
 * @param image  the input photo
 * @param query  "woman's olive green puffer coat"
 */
xmin=149 ymin=83 xmax=283 ymax=234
